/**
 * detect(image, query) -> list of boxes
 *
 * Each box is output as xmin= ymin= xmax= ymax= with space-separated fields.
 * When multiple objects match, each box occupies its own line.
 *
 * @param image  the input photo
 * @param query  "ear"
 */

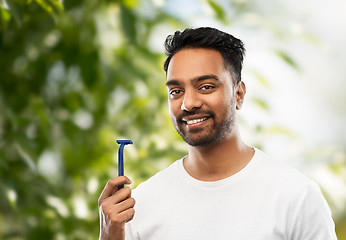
xmin=235 ymin=81 xmax=246 ymax=110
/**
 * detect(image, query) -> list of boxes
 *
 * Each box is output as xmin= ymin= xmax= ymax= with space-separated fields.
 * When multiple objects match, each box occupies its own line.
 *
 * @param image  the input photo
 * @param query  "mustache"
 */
xmin=177 ymin=109 xmax=215 ymax=122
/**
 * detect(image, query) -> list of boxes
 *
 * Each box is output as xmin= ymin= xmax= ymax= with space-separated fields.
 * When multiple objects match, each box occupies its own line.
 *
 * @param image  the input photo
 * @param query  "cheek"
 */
xmin=220 ymin=86 xmax=235 ymax=109
xmin=206 ymin=93 xmax=234 ymax=120
xmin=168 ymin=100 xmax=180 ymax=118
xmin=208 ymin=93 xmax=230 ymax=110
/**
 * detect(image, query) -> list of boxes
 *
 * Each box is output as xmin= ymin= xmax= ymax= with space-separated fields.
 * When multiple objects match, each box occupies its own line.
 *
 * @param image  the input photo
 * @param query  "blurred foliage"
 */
xmin=0 ymin=0 xmax=185 ymax=238
xmin=0 ymin=0 xmax=345 ymax=239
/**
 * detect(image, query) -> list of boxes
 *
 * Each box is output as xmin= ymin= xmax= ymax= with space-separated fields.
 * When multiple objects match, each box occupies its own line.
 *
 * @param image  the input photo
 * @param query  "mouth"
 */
xmin=181 ymin=116 xmax=210 ymax=126
xmin=185 ymin=117 xmax=208 ymax=125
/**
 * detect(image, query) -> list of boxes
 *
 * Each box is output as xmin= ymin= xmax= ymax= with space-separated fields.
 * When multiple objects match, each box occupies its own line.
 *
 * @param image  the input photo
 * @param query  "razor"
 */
xmin=116 ymin=140 xmax=133 ymax=189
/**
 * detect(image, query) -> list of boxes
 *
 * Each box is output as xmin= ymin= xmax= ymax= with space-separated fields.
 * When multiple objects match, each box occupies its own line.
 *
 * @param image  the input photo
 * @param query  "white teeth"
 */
xmin=186 ymin=118 xmax=207 ymax=125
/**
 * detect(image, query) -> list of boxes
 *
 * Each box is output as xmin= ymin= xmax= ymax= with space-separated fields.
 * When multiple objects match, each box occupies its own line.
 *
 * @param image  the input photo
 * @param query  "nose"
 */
xmin=181 ymin=90 xmax=202 ymax=111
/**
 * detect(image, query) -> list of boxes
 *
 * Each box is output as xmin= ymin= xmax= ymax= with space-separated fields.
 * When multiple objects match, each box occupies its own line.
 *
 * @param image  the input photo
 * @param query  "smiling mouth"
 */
xmin=184 ymin=117 xmax=209 ymax=125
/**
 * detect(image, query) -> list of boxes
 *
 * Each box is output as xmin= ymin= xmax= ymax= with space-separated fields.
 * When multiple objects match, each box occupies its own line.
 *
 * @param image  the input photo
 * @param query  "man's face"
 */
xmin=166 ymin=48 xmax=243 ymax=147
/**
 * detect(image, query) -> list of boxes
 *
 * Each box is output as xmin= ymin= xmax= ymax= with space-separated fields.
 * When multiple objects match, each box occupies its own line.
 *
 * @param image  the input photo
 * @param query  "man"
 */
xmin=98 ymin=27 xmax=337 ymax=240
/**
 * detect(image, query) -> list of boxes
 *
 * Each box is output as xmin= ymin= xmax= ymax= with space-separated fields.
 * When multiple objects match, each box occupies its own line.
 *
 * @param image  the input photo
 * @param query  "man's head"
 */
xmin=164 ymin=28 xmax=247 ymax=147
xmin=163 ymin=27 xmax=245 ymax=85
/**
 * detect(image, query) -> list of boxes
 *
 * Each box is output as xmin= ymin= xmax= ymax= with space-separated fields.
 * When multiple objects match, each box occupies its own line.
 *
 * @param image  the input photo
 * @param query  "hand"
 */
xmin=98 ymin=176 xmax=135 ymax=240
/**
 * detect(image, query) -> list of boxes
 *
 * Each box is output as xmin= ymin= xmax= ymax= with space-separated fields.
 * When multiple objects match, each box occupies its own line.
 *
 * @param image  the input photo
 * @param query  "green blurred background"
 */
xmin=1 ymin=0 xmax=345 ymax=239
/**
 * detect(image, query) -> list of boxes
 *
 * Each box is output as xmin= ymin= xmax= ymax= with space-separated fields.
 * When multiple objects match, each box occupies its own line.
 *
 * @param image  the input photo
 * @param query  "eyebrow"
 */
xmin=193 ymin=74 xmax=220 ymax=83
xmin=166 ymin=74 xmax=220 ymax=87
xmin=166 ymin=79 xmax=180 ymax=87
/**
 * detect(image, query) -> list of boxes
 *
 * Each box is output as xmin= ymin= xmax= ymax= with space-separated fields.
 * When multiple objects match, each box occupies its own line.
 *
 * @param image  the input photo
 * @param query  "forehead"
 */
xmin=166 ymin=48 xmax=227 ymax=81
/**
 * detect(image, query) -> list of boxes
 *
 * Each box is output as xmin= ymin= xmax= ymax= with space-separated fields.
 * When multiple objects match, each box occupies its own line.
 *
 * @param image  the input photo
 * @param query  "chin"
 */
xmin=180 ymin=131 xmax=222 ymax=147
xmin=186 ymin=136 xmax=223 ymax=147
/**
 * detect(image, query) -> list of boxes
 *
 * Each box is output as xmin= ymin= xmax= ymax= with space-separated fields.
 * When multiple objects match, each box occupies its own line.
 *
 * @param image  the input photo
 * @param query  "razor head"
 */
xmin=116 ymin=140 xmax=133 ymax=145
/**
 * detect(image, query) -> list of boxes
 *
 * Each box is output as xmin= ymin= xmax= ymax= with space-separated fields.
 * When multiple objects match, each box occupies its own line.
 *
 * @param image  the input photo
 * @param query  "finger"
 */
xmin=114 ymin=197 xmax=135 ymax=214
xmin=117 ymin=207 xmax=135 ymax=223
xmin=98 ymin=197 xmax=135 ymax=226
xmin=105 ymin=187 xmax=132 ymax=206
xmin=98 ymin=176 xmax=132 ymax=205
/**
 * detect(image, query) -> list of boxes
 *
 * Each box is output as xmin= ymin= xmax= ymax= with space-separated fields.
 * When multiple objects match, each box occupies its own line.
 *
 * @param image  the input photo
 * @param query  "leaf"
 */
xmin=264 ymin=126 xmax=297 ymax=138
xmin=123 ymin=0 xmax=138 ymax=9
xmin=252 ymin=70 xmax=270 ymax=88
xmin=207 ymin=0 xmax=227 ymax=24
xmin=120 ymin=4 xmax=137 ymax=44
xmin=0 ymin=7 xmax=11 ymax=31
xmin=15 ymin=143 xmax=37 ymax=173
xmin=275 ymin=50 xmax=300 ymax=71
xmin=4 ymin=0 xmax=22 ymax=26
xmin=251 ymin=97 xmax=269 ymax=111
xmin=34 ymin=0 xmax=64 ymax=17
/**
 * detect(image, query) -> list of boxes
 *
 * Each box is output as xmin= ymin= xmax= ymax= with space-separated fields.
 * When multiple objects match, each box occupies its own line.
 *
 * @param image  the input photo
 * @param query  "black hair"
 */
xmin=163 ymin=27 xmax=245 ymax=84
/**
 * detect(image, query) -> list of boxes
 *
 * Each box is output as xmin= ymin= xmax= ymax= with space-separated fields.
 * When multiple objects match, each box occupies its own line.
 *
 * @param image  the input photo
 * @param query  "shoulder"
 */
xmin=255 ymin=150 xmax=336 ymax=239
xmin=255 ymin=149 xmax=313 ymax=184
xmin=253 ymin=149 xmax=321 ymax=197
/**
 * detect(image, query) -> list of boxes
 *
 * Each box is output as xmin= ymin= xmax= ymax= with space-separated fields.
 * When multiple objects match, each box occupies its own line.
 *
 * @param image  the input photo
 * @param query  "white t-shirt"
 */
xmin=125 ymin=148 xmax=337 ymax=240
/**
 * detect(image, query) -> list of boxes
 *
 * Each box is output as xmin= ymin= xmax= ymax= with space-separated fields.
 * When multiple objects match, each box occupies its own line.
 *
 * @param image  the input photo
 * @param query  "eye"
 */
xmin=169 ymin=89 xmax=184 ymax=98
xmin=201 ymin=85 xmax=213 ymax=90
xmin=170 ymin=90 xmax=182 ymax=95
xmin=199 ymin=85 xmax=215 ymax=92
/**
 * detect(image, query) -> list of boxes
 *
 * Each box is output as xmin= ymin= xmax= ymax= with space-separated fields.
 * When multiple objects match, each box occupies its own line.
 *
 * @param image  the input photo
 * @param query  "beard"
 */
xmin=172 ymin=97 xmax=236 ymax=147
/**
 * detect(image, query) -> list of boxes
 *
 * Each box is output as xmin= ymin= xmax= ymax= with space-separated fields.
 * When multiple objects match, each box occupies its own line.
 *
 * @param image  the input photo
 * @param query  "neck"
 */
xmin=184 ymin=128 xmax=254 ymax=181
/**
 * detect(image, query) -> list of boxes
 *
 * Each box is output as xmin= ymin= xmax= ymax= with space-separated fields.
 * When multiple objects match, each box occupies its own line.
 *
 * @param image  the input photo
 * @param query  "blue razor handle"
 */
xmin=116 ymin=140 xmax=133 ymax=189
